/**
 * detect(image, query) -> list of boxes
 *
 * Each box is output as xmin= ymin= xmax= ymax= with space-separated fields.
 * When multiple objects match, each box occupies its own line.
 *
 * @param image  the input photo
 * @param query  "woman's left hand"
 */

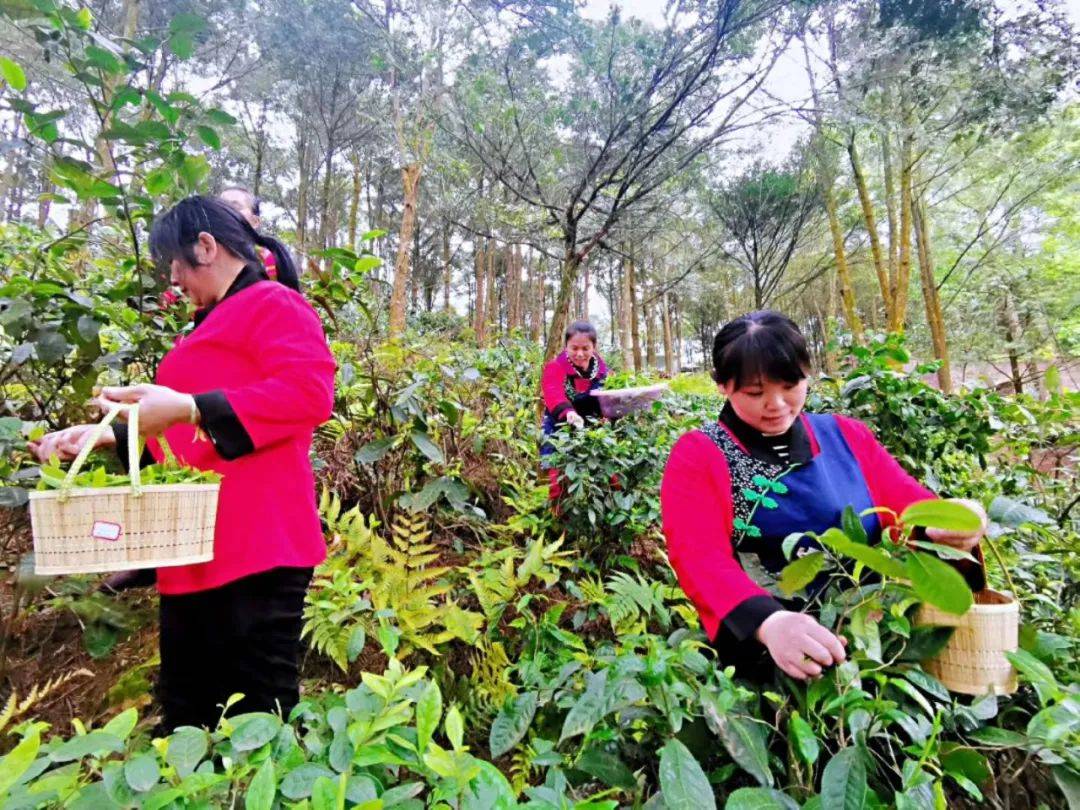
xmin=925 ymin=498 xmax=986 ymax=552
xmin=96 ymin=384 xmax=196 ymax=437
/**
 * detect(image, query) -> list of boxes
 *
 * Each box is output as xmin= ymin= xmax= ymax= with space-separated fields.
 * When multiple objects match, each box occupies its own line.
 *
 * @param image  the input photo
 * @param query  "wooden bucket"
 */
xmin=29 ymin=404 xmax=218 ymax=576
xmin=918 ymin=587 xmax=1019 ymax=696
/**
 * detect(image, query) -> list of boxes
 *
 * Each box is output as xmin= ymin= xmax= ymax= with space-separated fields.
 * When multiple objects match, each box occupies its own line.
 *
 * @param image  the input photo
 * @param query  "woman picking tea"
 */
xmin=541 ymin=320 xmax=608 ymax=499
xmin=660 ymin=311 xmax=987 ymax=681
xmin=218 ymin=186 xmax=278 ymax=280
xmin=31 ymin=196 xmax=335 ymax=730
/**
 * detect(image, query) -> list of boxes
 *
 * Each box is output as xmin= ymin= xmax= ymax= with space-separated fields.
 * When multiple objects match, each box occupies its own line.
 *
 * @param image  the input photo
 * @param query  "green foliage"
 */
xmin=0 ymin=661 xmax=549 ymax=808
xmin=667 ymin=372 xmax=721 ymax=398
xmin=36 ymin=456 xmax=221 ymax=491
xmin=548 ymin=394 xmax=712 ymax=561
xmin=813 ymin=335 xmax=1000 ymax=496
xmin=304 ymin=495 xmax=485 ymax=665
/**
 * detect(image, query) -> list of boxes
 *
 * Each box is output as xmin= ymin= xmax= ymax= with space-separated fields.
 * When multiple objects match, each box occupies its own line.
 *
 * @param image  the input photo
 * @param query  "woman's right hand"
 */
xmin=565 ymin=411 xmax=585 ymax=429
xmin=29 ymin=424 xmax=115 ymax=463
xmin=756 ymin=610 xmax=847 ymax=680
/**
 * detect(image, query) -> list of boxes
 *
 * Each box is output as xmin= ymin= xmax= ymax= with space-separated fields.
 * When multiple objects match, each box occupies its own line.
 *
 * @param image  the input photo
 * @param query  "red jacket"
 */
xmin=541 ymin=352 xmax=607 ymax=420
xmin=149 ymin=280 xmax=335 ymax=594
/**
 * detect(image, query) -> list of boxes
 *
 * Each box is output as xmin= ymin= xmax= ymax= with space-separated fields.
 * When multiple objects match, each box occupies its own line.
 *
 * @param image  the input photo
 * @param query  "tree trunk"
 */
xmin=890 ymin=126 xmax=914 ymax=333
xmin=606 ymin=259 xmax=621 ymax=355
xmin=1001 ymin=288 xmax=1024 ymax=395
xmin=882 ymin=133 xmax=899 ymax=324
xmin=296 ymin=131 xmax=310 ymax=252
xmin=36 ymin=175 xmax=52 ymax=229
xmin=122 ymin=0 xmax=141 ymax=38
xmin=251 ymin=100 xmax=269 ymax=197
xmin=348 ymin=154 xmax=361 ymax=250
xmin=508 ymin=244 xmax=523 ymax=331
xmin=619 ymin=258 xmax=633 ymax=369
xmin=473 ymin=240 xmax=487 ymax=344
xmin=317 ymin=140 xmax=337 ymax=252
xmin=823 ymin=272 xmax=839 ymax=375
xmin=672 ymin=294 xmax=683 ymax=374
xmin=543 ymin=247 xmax=581 ymax=362
xmin=645 ymin=292 xmax=657 ymax=370
xmin=913 ymin=196 xmax=952 ymax=393
xmin=824 ymin=183 xmax=864 ymax=343
xmin=582 ymin=262 xmax=590 ymax=322
xmin=662 ymin=293 xmax=675 ymax=376
xmin=410 ymin=207 xmax=422 ymax=311
xmin=485 ymin=240 xmax=498 ymax=342
xmin=388 ymin=162 xmax=422 ymax=338
xmin=628 ymin=257 xmax=642 ymax=372
xmin=530 ymin=253 xmax=544 ymax=345
xmin=442 ymin=224 xmax=452 ymax=312
xmin=849 ymin=135 xmax=892 ymax=318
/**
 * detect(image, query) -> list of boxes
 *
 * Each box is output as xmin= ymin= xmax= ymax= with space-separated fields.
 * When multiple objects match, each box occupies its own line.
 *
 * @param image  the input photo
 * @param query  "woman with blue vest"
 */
xmin=661 ymin=311 xmax=987 ymax=681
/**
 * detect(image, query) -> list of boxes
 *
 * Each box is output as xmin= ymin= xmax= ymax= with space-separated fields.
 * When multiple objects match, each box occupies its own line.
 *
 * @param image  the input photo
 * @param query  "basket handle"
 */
xmin=60 ymin=403 xmax=142 ymax=500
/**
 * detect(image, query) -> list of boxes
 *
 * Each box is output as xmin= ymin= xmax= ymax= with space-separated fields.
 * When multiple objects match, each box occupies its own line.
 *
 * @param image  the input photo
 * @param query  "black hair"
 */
xmin=219 ymin=186 xmax=261 ymax=217
xmin=711 ymin=310 xmax=810 ymax=389
xmin=564 ymin=320 xmax=598 ymax=345
xmin=149 ymin=196 xmax=300 ymax=292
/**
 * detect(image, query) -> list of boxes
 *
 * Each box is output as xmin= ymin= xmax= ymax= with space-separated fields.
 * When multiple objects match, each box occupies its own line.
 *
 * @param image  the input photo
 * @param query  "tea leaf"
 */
xmin=778 ymin=551 xmax=826 ymax=596
xmin=658 ymin=738 xmax=715 ymax=810
xmin=819 ymin=529 xmax=907 ymax=580
xmin=905 ymin=552 xmax=973 ymax=615
xmin=900 ymin=500 xmax=981 ymax=532
xmin=489 ymin=691 xmax=537 ymax=758
xmin=245 ymin=758 xmax=275 ymax=810
xmin=821 ymin=747 xmax=868 ymax=810
xmin=726 ymin=788 xmax=800 ymax=810
xmin=789 ymin=712 xmax=819 ymax=766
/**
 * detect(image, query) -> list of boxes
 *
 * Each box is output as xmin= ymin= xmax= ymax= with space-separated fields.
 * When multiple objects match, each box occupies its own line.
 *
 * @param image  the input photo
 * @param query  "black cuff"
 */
xmin=193 ymin=391 xmax=255 ymax=460
xmin=111 ymin=423 xmax=155 ymax=472
xmin=952 ymin=547 xmax=987 ymax=592
xmin=720 ymin=595 xmax=786 ymax=643
xmin=575 ymin=394 xmax=602 ymax=420
xmin=551 ymin=402 xmax=572 ymax=421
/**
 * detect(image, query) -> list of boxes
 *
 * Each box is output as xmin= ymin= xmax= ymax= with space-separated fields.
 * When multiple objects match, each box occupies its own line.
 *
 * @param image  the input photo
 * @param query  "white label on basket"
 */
xmin=90 ymin=521 xmax=122 ymax=542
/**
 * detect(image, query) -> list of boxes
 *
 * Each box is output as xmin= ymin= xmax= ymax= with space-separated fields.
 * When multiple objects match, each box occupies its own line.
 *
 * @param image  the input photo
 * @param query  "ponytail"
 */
xmin=253 ymin=231 xmax=301 ymax=291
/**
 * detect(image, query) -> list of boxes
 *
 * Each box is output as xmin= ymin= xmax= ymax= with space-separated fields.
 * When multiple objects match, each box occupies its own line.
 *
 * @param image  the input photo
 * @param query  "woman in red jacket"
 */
xmin=661 ymin=311 xmax=986 ymax=682
xmin=541 ymin=321 xmax=608 ymax=499
xmin=31 ymin=197 xmax=335 ymax=729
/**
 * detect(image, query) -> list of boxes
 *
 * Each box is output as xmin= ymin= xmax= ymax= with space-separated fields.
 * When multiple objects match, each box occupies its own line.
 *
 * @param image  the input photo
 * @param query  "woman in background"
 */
xmin=219 ymin=186 xmax=278 ymax=280
xmin=540 ymin=320 xmax=608 ymax=500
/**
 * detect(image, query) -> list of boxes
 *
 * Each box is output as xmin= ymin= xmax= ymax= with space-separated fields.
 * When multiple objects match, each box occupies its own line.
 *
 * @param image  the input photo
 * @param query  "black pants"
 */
xmin=159 ymin=566 xmax=312 ymax=731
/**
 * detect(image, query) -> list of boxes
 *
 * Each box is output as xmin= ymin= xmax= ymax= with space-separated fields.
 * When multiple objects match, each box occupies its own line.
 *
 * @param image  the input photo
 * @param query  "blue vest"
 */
xmin=700 ymin=413 xmax=880 ymax=586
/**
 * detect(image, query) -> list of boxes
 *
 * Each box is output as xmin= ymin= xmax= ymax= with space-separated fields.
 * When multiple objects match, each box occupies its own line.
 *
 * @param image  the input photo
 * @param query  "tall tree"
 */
xmin=455 ymin=0 xmax=794 ymax=359
xmin=711 ymin=161 xmax=822 ymax=308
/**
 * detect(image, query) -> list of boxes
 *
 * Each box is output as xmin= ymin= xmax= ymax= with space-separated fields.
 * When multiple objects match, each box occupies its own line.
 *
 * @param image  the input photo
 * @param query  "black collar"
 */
xmin=192 ymin=264 xmax=267 ymax=329
xmin=719 ymin=401 xmax=813 ymax=466
xmin=571 ymin=356 xmax=598 ymax=379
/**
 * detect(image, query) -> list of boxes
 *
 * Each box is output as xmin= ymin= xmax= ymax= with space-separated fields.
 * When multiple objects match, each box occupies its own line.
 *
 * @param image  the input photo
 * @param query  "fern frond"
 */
xmin=466 ymin=640 xmax=516 ymax=721
xmin=577 ymin=575 xmax=607 ymax=605
xmin=510 ymin=743 xmax=538 ymax=795
xmin=0 ymin=669 xmax=92 ymax=735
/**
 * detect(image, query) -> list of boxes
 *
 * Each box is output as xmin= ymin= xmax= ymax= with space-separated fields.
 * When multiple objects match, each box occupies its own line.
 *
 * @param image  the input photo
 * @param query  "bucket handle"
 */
xmin=980 ymin=534 xmax=1017 ymax=599
xmin=59 ymin=403 xmax=141 ymax=501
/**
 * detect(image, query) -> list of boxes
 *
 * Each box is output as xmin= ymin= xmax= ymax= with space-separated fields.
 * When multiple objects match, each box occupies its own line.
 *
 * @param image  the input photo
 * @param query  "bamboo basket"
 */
xmin=29 ymin=404 xmax=218 ymax=576
xmin=918 ymin=586 xmax=1019 ymax=696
